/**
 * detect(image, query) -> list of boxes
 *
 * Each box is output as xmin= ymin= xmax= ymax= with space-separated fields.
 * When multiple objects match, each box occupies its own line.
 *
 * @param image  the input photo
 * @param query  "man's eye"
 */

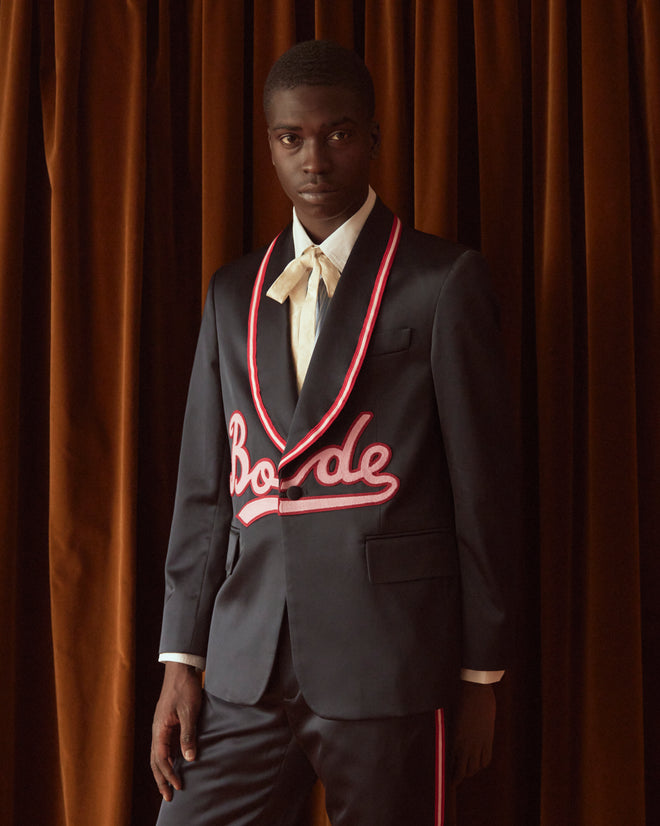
xmin=279 ymin=134 xmax=300 ymax=146
xmin=329 ymin=131 xmax=349 ymax=142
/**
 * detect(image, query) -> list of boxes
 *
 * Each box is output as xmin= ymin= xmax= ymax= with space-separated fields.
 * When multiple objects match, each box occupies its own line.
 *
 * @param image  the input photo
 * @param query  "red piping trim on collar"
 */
xmin=247 ymin=233 xmax=287 ymax=453
xmin=279 ymin=217 xmax=401 ymax=470
xmin=248 ymin=216 xmax=402 ymax=466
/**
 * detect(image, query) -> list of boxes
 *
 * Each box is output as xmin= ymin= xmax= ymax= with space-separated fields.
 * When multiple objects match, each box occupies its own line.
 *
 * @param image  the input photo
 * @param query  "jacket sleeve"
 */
xmin=158 ymin=276 xmax=233 ymax=658
xmin=431 ymin=250 xmax=520 ymax=671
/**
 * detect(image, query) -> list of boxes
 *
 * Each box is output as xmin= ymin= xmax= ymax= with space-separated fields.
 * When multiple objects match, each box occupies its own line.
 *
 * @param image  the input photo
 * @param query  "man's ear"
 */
xmin=370 ymin=121 xmax=381 ymax=159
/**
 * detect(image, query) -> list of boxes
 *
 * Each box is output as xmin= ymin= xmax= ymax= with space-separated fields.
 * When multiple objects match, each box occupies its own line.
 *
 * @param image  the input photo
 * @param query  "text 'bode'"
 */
xmin=229 ymin=410 xmax=400 ymax=525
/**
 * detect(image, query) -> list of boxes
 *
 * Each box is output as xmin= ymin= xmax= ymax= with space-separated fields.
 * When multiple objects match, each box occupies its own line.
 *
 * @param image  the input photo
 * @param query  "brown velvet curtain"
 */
xmin=1 ymin=2 xmax=657 ymax=825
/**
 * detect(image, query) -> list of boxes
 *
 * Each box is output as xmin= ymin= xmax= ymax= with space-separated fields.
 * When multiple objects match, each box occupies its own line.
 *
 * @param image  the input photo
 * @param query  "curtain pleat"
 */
xmin=251 ymin=1 xmax=298 ymax=247
xmin=1 ymin=2 xmax=656 ymax=825
xmin=0 ymin=5 xmax=56 ymax=825
xmin=472 ymin=0 xmax=525 ymax=376
xmin=314 ymin=0 xmax=356 ymax=47
xmin=412 ymin=0 xmax=458 ymax=240
xmin=631 ymin=1 xmax=660 ymax=820
xmin=364 ymin=0 xmax=416 ymax=222
xmin=575 ymin=1 xmax=644 ymax=822
xmin=39 ymin=2 xmax=147 ymax=824
xmin=534 ymin=2 xmax=647 ymax=824
xmin=532 ymin=1 xmax=580 ymax=822
xmin=200 ymin=0 xmax=247 ymax=290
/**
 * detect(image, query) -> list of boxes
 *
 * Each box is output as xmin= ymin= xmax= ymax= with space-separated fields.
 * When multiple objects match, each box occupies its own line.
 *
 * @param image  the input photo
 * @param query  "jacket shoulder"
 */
xmin=209 ymin=242 xmax=274 ymax=302
xmin=396 ymin=223 xmax=478 ymax=270
xmin=207 ymin=224 xmax=291 ymax=295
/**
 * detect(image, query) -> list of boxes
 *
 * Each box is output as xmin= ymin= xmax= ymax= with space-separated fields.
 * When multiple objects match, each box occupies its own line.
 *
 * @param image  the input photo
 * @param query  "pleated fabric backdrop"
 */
xmin=1 ymin=2 xmax=657 ymax=825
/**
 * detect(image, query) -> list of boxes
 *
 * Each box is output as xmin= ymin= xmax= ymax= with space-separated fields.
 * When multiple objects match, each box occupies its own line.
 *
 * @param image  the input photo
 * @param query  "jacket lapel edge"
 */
xmin=280 ymin=213 xmax=402 ymax=472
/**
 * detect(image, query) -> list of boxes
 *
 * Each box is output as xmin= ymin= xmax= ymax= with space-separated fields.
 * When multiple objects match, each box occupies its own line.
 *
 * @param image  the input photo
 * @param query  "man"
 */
xmin=151 ymin=40 xmax=518 ymax=826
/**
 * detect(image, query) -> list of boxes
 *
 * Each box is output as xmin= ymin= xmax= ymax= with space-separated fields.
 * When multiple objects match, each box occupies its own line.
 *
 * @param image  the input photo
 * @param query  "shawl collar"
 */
xmin=249 ymin=228 xmax=298 ymax=448
xmin=248 ymin=199 xmax=402 ymax=471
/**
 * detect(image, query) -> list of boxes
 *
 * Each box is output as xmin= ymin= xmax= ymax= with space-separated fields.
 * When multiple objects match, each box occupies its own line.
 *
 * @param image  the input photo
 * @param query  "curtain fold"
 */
xmin=200 ymin=0 xmax=247 ymax=290
xmin=1 ymin=2 xmax=656 ymax=825
xmin=39 ymin=2 xmax=147 ymax=823
xmin=251 ymin=0 xmax=298 ymax=246
xmin=412 ymin=0 xmax=458 ymax=240
xmin=473 ymin=0 xmax=525 ymax=374
xmin=564 ymin=2 xmax=643 ymax=823
xmin=532 ymin=1 xmax=580 ymax=819
xmin=364 ymin=0 xmax=416 ymax=223
xmin=1 ymin=4 xmax=41 ymax=824
xmin=631 ymin=1 xmax=660 ymax=819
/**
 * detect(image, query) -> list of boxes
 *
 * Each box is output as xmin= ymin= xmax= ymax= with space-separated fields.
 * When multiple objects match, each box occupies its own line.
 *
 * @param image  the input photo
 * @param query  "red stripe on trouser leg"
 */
xmin=435 ymin=709 xmax=445 ymax=826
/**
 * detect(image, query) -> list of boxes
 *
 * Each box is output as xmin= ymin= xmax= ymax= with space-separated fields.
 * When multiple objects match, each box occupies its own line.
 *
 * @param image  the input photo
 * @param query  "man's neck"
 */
xmin=292 ymin=188 xmax=377 ymax=270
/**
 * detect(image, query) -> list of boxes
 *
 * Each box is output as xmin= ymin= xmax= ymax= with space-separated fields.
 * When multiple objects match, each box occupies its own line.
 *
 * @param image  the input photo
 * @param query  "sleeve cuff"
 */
xmin=159 ymin=652 xmax=206 ymax=672
xmin=460 ymin=668 xmax=505 ymax=684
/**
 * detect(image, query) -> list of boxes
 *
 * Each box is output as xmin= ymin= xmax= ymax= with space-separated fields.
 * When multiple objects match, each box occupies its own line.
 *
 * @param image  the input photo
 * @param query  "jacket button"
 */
xmin=286 ymin=485 xmax=303 ymax=500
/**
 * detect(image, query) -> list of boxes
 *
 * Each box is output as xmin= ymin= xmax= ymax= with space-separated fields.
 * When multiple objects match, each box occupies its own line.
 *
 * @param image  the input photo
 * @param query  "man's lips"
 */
xmin=298 ymin=184 xmax=338 ymax=198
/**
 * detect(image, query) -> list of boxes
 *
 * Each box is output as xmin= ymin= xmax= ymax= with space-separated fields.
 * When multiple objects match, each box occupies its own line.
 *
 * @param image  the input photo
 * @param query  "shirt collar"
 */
xmin=291 ymin=187 xmax=377 ymax=272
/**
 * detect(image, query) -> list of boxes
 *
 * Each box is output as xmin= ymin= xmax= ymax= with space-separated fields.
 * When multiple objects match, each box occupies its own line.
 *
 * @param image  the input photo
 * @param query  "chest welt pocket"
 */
xmin=366 ymin=529 xmax=458 ymax=584
xmin=367 ymin=327 xmax=412 ymax=356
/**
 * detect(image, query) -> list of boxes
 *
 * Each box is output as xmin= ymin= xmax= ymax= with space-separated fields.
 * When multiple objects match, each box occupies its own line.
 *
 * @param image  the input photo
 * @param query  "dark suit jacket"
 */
xmin=159 ymin=199 xmax=519 ymax=721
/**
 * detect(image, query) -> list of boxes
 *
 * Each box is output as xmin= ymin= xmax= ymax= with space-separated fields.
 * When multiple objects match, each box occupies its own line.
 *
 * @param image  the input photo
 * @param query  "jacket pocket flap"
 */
xmin=366 ymin=529 xmax=458 ymax=583
xmin=368 ymin=327 xmax=412 ymax=356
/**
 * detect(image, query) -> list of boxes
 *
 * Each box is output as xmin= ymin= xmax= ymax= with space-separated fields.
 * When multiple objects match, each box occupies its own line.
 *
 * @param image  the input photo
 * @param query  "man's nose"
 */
xmin=302 ymin=139 xmax=331 ymax=174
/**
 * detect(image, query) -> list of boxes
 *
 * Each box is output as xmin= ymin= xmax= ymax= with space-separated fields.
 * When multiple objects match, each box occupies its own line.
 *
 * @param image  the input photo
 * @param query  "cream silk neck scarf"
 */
xmin=267 ymin=245 xmax=341 ymax=391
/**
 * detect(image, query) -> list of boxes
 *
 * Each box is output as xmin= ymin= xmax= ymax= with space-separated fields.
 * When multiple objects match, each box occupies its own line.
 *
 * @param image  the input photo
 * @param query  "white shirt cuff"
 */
xmin=460 ymin=668 xmax=505 ymax=684
xmin=159 ymin=652 xmax=206 ymax=672
xmin=156 ymin=658 xmax=502 ymax=682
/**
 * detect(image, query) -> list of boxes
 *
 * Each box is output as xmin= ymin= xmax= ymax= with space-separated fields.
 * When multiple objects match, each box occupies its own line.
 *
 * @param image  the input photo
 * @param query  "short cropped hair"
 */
xmin=263 ymin=40 xmax=375 ymax=118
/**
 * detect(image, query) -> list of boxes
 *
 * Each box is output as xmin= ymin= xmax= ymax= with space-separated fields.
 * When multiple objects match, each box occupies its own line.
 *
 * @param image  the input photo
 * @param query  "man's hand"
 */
xmin=150 ymin=662 xmax=203 ymax=801
xmin=450 ymin=681 xmax=496 ymax=786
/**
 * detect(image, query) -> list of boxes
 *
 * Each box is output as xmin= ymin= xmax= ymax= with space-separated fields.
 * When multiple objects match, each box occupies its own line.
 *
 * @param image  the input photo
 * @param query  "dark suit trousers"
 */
xmin=156 ymin=617 xmax=449 ymax=826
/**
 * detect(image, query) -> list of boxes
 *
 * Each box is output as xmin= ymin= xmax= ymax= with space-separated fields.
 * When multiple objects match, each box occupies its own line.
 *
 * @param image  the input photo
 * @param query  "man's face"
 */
xmin=267 ymin=85 xmax=379 ymax=242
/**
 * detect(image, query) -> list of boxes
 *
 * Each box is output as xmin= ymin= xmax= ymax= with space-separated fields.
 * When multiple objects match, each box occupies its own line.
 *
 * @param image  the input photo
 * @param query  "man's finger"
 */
xmin=180 ymin=724 xmax=197 ymax=762
xmin=150 ymin=756 xmax=175 ymax=802
xmin=151 ymin=724 xmax=183 ymax=796
xmin=178 ymin=701 xmax=199 ymax=762
xmin=155 ymin=748 xmax=182 ymax=789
